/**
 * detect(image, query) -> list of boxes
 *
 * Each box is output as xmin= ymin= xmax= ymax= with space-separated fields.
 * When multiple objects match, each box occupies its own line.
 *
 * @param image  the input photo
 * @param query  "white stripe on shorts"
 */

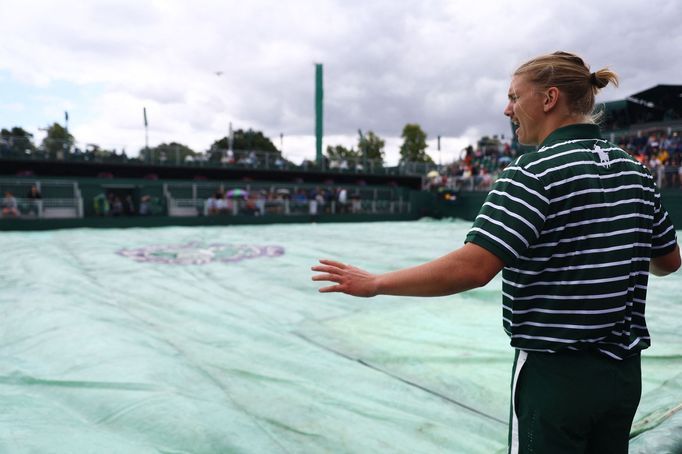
xmin=510 ymin=350 xmax=528 ymax=454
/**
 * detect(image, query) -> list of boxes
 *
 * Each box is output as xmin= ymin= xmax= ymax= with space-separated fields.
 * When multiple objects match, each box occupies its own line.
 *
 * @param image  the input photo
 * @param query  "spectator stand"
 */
xmin=1 ymin=137 xmax=447 ymax=179
xmin=424 ymin=136 xmax=515 ymax=194
xmin=163 ymin=181 xmax=410 ymax=218
xmin=611 ymin=130 xmax=682 ymax=189
xmin=0 ymin=178 xmax=83 ymax=219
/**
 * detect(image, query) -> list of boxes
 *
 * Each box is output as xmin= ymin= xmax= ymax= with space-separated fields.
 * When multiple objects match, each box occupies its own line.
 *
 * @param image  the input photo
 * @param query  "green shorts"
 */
xmin=508 ymin=349 xmax=641 ymax=454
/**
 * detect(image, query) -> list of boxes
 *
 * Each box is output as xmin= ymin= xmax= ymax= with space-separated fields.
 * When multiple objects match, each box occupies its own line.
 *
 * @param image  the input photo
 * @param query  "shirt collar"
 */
xmin=539 ymin=123 xmax=602 ymax=148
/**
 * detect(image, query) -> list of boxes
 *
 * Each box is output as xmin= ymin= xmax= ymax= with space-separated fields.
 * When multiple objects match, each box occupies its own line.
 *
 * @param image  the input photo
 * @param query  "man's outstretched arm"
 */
xmin=311 ymin=242 xmax=505 ymax=298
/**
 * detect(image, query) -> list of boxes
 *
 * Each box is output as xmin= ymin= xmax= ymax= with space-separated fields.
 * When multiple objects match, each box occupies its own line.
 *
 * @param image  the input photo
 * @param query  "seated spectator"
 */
xmin=205 ymin=192 xmax=220 ymax=215
xmin=93 ymin=193 xmax=110 ymax=216
xmin=26 ymin=185 xmax=42 ymax=216
xmin=477 ymin=168 xmax=493 ymax=191
xmin=216 ymin=192 xmax=230 ymax=214
xmin=139 ymin=195 xmax=152 ymax=216
xmin=240 ymin=195 xmax=259 ymax=216
xmin=337 ymin=187 xmax=348 ymax=213
xmin=309 ymin=190 xmax=320 ymax=216
xmin=124 ymin=195 xmax=135 ymax=215
xmin=293 ymin=189 xmax=307 ymax=204
xmin=316 ymin=190 xmax=326 ymax=214
xmin=350 ymin=193 xmax=362 ymax=214
xmin=254 ymin=191 xmax=266 ymax=215
xmin=110 ymin=196 xmax=124 ymax=216
xmin=27 ymin=185 xmax=41 ymax=199
xmin=2 ymin=191 xmax=20 ymax=217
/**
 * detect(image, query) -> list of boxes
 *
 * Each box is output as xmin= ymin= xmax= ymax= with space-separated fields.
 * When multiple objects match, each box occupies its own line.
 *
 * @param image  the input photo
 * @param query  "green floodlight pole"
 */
xmin=315 ymin=63 xmax=324 ymax=165
xmin=64 ymin=111 xmax=70 ymax=156
xmin=143 ymin=107 xmax=149 ymax=162
xmin=358 ymin=129 xmax=366 ymax=170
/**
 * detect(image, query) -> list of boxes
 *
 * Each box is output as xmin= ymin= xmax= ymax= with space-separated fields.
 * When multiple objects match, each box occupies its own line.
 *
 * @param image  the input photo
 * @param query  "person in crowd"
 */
xmin=2 ymin=191 xmax=20 ymax=217
xmin=476 ymin=168 xmax=493 ymax=191
xmin=241 ymin=193 xmax=259 ymax=216
xmin=216 ymin=191 xmax=229 ymax=214
xmin=312 ymin=51 xmax=680 ymax=454
xmin=308 ymin=189 xmax=320 ymax=216
xmin=124 ymin=195 xmax=135 ymax=215
xmin=110 ymin=195 xmax=124 ymax=216
xmin=139 ymin=195 xmax=151 ymax=216
xmin=316 ymin=189 xmax=326 ymax=214
xmin=93 ymin=193 xmax=109 ymax=216
xmin=337 ymin=187 xmax=348 ymax=213
xmin=254 ymin=190 xmax=266 ymax=216
xmin=350 ymin=192 xmax=362 ymax=213
xmin=27 ymin=185 xmax=41 ymax=199
xmin=292 ymin=189 xmax=307 ymax=213
xmin=26 ymin=184 xmax=42 ymax=216
xmin=205 ymin=192 xmax=220 ymax=216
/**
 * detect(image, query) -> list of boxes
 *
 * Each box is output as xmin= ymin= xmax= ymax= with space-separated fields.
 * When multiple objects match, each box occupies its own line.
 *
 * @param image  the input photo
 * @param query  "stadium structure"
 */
xmin=1 ymin=84 xmax=681 ymax=230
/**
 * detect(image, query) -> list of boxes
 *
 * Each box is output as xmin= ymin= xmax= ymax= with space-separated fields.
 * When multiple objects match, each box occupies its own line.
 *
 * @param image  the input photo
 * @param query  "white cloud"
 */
xmin=1 ymin=0 xmax=681 ymax=163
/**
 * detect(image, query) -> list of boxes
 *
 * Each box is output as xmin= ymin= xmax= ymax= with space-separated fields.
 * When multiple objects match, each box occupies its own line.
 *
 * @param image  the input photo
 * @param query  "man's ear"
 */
xmin=543 ymin=87 xmax=560 ymax=112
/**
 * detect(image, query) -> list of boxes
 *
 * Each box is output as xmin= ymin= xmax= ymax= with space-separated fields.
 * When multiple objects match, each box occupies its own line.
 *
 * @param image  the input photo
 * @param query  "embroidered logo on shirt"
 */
xmin=594 ymin=145 xmax=610 ymax=168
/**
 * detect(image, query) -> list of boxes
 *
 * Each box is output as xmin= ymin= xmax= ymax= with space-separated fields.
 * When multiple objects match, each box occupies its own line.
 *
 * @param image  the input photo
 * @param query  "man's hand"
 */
xmin=311 ymin=260 xmax=379 ymax=297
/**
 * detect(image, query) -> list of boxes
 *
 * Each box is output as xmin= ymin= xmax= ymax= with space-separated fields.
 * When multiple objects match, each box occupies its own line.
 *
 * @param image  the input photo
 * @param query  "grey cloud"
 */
xmin=4 ymin=0 xmax=682 ymax=158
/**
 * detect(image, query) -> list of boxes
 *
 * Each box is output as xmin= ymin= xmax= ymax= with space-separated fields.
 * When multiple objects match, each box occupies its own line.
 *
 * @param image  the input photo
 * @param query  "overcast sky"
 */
xmin=1 ymin=0 xmax=681 ymax=165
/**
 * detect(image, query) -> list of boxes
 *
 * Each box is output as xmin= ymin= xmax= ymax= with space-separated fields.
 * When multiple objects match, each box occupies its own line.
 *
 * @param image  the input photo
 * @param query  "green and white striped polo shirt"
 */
xmin=466 ymin=124 xmax=678 ymax=360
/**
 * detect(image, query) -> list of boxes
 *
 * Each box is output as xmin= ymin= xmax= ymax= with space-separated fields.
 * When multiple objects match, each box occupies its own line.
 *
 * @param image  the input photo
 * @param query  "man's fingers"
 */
xmin=318 ymin=285 xmax=344 ymax=293
xmin=318 ymin=259 xmax=347 ymax=268
xmin=311 ymin=265 xmax=343 ymax=274
xmin=311 ymin=273 xmax=342 ymax=283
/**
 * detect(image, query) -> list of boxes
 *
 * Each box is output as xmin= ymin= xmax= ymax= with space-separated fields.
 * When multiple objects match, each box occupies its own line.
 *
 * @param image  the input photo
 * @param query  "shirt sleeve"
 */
xmin=465 ymin=165 xmax=549 ymax=265
xmin=651 ymin=190 xmax=678 ymax=257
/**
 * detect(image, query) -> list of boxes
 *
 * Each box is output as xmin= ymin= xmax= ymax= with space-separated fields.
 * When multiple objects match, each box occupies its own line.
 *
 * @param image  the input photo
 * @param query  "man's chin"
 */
xmin=517 ymin=134 xmax=537 ymax=147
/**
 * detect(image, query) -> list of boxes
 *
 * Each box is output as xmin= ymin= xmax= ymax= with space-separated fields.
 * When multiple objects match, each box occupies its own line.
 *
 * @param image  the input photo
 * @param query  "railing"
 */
xmin=166 ymin=196 xmax=410 ymax=218
xmin=1 ymin=197 xmax=83 ymax=219
xmin=1 ymin=145 xmax=437 ymax=176
xmin=163 ymin=183 xmax=411 ymax=216
xmin=0 ymin=178 xmax=84 ymax=219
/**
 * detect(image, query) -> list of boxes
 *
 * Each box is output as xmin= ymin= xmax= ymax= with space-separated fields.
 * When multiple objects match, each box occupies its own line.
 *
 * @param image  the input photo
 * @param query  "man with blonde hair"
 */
xmin=312 ymin=51 xmax=680 ymax=453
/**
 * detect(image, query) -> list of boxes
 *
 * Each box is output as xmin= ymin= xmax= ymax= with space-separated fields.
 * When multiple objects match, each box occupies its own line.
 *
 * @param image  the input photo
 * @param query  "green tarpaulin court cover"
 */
xmin=1 ymin=220 xmax=680 ymax=453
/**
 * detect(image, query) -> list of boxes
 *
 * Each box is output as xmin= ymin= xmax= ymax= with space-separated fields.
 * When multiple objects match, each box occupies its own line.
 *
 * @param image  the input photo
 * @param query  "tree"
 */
xmin=358 ymin=131 xmax=385 ymax=163
xmin=140 ymin=142 xmax=198 ymax=163
xmin=208 ymin=128 xmax=279 ymax=162
xmin=211 ymin=128 xmax=278 ymax=153
xmin=0 ymin=127 xmax=36 ymax=157
xmin=325 ymin=144 xmax=360 ymax=160
xmin=41 ymin=123 xmax=75 ymax=159
xmin=399 ymin=123 xmax=433 ymax=164
xmin=84 ymin=143 xmax=116 ymax=160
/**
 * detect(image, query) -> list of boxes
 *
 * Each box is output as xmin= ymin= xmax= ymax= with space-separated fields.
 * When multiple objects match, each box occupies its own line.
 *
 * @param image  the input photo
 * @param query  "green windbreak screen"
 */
xmin=0 ymin=220 xmax=680 ymax=453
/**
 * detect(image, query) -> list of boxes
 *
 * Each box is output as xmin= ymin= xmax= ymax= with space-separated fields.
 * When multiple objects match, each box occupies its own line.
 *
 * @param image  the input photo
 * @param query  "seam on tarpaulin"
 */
xmin=293 ymin=331 xmax=507 ymax=426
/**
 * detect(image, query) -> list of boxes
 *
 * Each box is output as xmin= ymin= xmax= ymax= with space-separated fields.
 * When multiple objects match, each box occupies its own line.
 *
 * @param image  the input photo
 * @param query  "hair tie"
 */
xmin=590 ymin=72 xmax=599 ymax=86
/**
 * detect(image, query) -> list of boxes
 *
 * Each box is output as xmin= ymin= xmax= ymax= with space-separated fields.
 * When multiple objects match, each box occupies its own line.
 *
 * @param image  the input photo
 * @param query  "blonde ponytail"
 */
xmin=515 ymin=51 xmax=619 ymax=120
